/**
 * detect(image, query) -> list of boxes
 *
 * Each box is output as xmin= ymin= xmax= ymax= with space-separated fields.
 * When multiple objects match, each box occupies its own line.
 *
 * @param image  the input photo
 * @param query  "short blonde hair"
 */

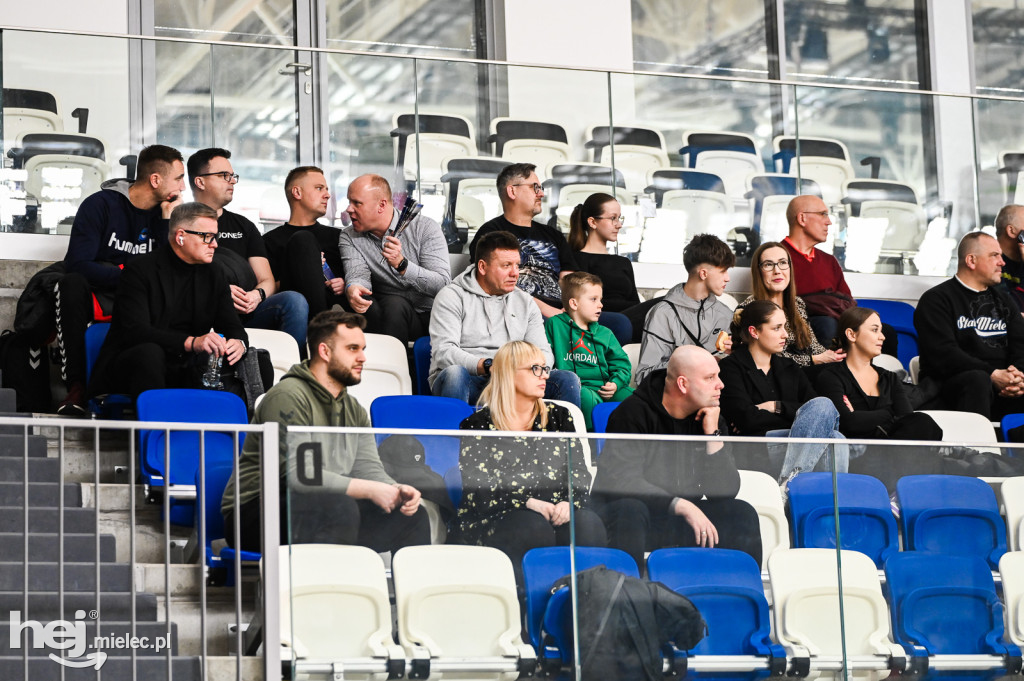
xmin=478 ymin=340 xmax=549 ymax=431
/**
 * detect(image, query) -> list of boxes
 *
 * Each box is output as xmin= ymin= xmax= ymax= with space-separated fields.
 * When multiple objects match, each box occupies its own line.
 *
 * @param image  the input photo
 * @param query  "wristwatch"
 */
xmin=482 ymin=358 xmax=493 ymax=376
xmin=396 ymin=257 xmax=409 ymax=274
xmin=255 ymin=287 xmax=266 ymax=302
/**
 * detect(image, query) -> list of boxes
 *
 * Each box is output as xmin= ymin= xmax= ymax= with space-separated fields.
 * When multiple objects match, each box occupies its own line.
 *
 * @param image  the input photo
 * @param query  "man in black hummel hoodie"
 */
xmin=914 ymin=231 xmax=1024 ymax=418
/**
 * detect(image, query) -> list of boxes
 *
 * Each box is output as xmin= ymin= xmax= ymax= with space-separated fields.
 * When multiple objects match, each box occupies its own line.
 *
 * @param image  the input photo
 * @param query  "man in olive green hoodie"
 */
xmin=222 ymin=310 xmax=429 ymax=552
xmin=545 ymin=272 xmax=634 ymax=430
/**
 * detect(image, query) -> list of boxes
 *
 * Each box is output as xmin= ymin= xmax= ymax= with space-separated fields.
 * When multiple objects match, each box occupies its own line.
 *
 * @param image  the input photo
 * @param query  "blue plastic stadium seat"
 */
xmin=895 ymin=475 xmax=1006 ymax=569
xmin=787 ymin=472 xmax=898 ymax=568
xmin=369 ymin=394 xmax=474 ymax=476
xmin=522 ymin=546 xmax=638 ymax=667
xmin=136 ymin=389 xmax=249 ymax=526
xmin=1000 ymin=413 xmax=1024 ymax=443
xmin=412 ymin=336 xmax=432 ymax=396
xmin=856 ymin=299 xmax=918 ymax=369
xmin=647 ymin=548 xmax=785 ymax=679
xmin=885 ymin=552 xmax=1020 ymax=677
xmin=590 ymin=400 xmax=620 ymax=459
xmin=84 ymin=322 xmax=132 ymax=418
xmin=196 ymin=461 xmax=261 ymax=585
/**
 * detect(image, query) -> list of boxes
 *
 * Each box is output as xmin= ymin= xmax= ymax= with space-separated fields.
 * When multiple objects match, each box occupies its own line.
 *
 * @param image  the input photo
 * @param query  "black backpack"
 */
xmin=552 ymin=566 xmax=706 ymax=681
xmin=0 ymin=330 xmax=51 ymax=412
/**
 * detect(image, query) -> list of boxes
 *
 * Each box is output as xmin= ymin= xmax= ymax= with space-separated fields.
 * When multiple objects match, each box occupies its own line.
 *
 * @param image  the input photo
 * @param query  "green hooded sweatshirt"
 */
xmin=544 ymin=312 xmax=634 ymax=429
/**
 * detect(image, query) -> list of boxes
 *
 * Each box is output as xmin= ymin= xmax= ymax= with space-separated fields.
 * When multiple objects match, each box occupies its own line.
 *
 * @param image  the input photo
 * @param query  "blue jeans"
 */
xmin=431 ymin=364 xmax=582 ymax=408
xmin=767 ymin=396 xmax=850 ymax=482
xmin=247 ymin=290 xmax=309 ymax=352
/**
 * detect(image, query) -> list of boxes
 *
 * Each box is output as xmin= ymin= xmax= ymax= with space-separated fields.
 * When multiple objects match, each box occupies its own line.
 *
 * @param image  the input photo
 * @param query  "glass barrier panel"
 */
xmin=973 ymin=93 xmax=1024 ymax=228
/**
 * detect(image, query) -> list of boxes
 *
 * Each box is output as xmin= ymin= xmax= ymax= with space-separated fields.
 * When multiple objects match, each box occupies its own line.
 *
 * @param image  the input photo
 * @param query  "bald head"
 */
xmin=956 ymin=231 xmax=1004 ymax=289
xmin=346 ymin=173 xmax=394 ymax=235
xmin=995 ymin=204 xmax=1024 ymax=245
xmin=667 ymin=345 xmax=713 ymax=383
xmin=786 ymin=194 xmax=831 ymax=247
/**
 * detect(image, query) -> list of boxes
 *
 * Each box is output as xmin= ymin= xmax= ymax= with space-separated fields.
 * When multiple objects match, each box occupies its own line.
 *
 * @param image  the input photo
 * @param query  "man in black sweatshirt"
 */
xmin=914 ymin=231 xmax=1024 ymax=418
xmin=591 ymin=345 xmax=761 ymax=568
xmin=56 ymin=144 xmax=185 ymax=415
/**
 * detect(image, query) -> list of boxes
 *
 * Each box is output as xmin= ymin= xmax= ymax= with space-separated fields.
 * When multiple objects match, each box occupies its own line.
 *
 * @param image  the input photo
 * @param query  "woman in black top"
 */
xmin=456 ymin=340 xmax=606 ymax=581
xmin=569 ymin=192 xmax=658 ymax=343
xmin=814 ymin=307 xmax=943 ymax=490
xmin=719 ymin=300 xmax=849 ymax=484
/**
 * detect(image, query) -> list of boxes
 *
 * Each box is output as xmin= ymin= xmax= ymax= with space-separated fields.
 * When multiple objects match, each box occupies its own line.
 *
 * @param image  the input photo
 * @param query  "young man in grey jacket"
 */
xmin=428 ymin=230 xmax=581 ymax=407
xmin=635 ymin=234 xmax=736 ymax=384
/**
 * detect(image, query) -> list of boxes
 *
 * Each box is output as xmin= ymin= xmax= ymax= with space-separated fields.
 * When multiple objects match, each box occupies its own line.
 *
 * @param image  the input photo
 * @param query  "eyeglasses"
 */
xmin=520 ymin=364 xmax=551 ymax=377
xmin=197 ymin=171 xmax=239 ymax=183
xmin=182 ymin=229 xmax=218 ymax=244
xmin=759 ymin=258 xmax=791 ymax=272
xmin=800 ymin=210 xmax=830 ymax=218
xmin=597 ymin=215 xmax=625 ymax=224
xmin=511 ymin=182 xmax=544 ymax=195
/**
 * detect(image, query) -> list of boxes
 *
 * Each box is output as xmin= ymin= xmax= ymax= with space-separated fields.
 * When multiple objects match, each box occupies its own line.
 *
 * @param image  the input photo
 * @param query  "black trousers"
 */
xmin=224 ymin=485 xmax=431 ymax=554
xmin=279 ymin=230 xmax=346 ymax=317
xmin=483 ymin=508 xmax=607 ymax=584
xmin=940 ymin=368 xmax=1024 ymax=421
xmin=361 ymin=294 xmax=431 ymax=346
xmin=54 ymin=271 xmax=95 ymax=386
xmin=600 ymin=497 xmax=763 ymax=570
xmin=90 ymin=342 xmax=203 ymax=398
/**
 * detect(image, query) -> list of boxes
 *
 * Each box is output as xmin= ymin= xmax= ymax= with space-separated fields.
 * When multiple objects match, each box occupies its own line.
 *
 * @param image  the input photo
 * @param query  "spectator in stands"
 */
xmin=188 ymin=148 xmax=308 ymax=350
xmin=814 ymin=307 xmax=942 ymax=491
xmin=262 ymin=166 xmax=345 ymax=318
xmin=469 ymin=163 xmax=633 ymax=343
xmin=428 ymin=230 xmax=581 ymax=407
xmin=635 ymin=234 xmax=734 ymax=384
xmin=994 ymin=204 xmax=1024 ymax=314
xmin=568 ymin=192 xmax=660 ymax=343
xmin=455 ymin=340 xmax=605 ymax=583
xmin=544 ymin=272 xmax=633 ymax=430
xmin=914 ymin=231 xmax=1024 ymax=418
xmin=719 ymin=300 xmax=849 ymax=485
xmin=592 ymin=345 xmax=762 ymax=569
xmin=222 ymin=310 xmax=429 ymax=553
xmin=88 ymin=203 xmax=247 ymax=398
xmin=780 ymin=195 xmax=851 ymax=345
xmin=56 ymin=144 xmax=185 ymax=415
xmin=739 ymin=241 xmax=843 ymax=367
xmin=339 ymin=174 xmax=451 ymax=345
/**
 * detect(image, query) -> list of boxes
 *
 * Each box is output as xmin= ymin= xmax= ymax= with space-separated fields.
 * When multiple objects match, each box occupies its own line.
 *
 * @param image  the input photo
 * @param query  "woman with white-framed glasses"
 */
xmin=739 ymin=241 xmax=843 ymax=367
xmin=455 ymin=340 xmax=606 ymax=582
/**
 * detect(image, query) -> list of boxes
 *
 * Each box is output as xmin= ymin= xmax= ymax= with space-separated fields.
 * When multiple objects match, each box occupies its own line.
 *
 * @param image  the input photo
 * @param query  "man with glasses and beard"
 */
xmin=221 ymin=310 xmax=430 ymax=553
xmin=88 ymin=202 xmax=247 ymax=399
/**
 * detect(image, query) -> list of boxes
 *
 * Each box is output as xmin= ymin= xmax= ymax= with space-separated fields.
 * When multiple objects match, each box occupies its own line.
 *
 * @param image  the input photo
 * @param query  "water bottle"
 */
xmin=201 ymin=334 xmax=224 ymax=389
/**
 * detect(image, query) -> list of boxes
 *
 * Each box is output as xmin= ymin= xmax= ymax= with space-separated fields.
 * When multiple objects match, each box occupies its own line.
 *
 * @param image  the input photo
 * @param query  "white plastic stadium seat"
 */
xmin=999 ymin=552 xmax=1024 ymax=646
xmin=622 ymin=343 xmax=641 ymax=389
xmin=1000 ymin=476 xmax=1024 ymax=552
xmin=908 ymin=356 xmax=920 ymax=384
xmin=393 ymin=545 xmax=536 ymax=681
xmin=245 ymin=328 xmax=302 ymax=385
xmin=736 ymin=469 xmax=790 ymax=569
xmin=769 ymin=548 xmax=905 ymax=680
xmin=276 ymin=544 xmax=402 ymax=678
xmin=918 ymin=410 xmax=998 ymax=452
xmin=546 ymin=399 xmax=594 ymax=478
xmin=871 ymin=353 xmax=904 ymax=375
xmin=347 ymin=333 xmax=413 ymax=407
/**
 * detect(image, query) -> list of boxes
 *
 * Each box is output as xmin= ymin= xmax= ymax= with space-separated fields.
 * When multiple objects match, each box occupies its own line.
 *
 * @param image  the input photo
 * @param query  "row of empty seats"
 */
xmin=277 ymin=543 xmax=1024 ymax=680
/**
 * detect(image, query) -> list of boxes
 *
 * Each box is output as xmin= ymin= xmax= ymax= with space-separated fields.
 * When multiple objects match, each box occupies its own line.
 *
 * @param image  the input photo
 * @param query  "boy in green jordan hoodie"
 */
xmin=544 ymin=272 xmax=634 ymax=430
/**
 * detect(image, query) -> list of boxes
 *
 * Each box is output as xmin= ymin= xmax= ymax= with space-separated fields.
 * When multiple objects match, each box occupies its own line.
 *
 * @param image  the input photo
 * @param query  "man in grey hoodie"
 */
xmin=428 ymin=230 xmax=582 ymax=406
xmin=56 ymin=144 xmax=186 ymax=415
xmin=635 ymin=234 xmax=736 ymax=384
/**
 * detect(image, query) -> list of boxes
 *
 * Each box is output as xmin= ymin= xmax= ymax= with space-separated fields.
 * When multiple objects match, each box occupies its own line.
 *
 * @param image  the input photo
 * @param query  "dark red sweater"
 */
xmin=782 ymin=237 xmax=852 ymax=299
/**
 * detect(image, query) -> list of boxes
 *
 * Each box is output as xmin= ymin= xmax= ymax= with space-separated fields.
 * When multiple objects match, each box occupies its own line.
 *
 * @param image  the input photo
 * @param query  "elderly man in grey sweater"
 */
xmin=339 ymin=174 xmax=452 ymax=344
xmin=428 ymin=230 xmax=581 ymax=407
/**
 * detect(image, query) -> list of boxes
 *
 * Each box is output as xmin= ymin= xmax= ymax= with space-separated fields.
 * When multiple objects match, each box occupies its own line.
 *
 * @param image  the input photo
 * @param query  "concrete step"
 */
xmin=0 ymin=506 xmax=100 ymax=534
xmin=0 ymin=533 xmax=117 ymax=563
xmin=0 ymin=454 xmax=60 ymax=481
xmin=0 ymin=562 xmax=133 ymax=592
xmin=0 ymin=591 xmax=159 ymax=622
xmin=207 ymin=655 xmax=263 ymax=680
xmin=0 ymin=481 xmax=82 ymax=507
xmin=0 ymin=259 xmax=53 ymax=290
xmin=0 ymin=433 xmax=48 ymax=457
xmin=0 ymin=655 xmax=201 ymax=680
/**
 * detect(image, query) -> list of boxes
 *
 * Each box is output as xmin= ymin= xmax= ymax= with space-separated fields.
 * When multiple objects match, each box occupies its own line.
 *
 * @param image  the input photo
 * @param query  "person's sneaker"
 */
xmin=56 ymin=383 xmax=88 ymax=417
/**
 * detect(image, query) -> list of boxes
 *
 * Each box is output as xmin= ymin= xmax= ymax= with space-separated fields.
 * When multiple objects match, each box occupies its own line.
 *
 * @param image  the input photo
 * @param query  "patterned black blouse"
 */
xmin=455 ymin=402 xmax=592 ymax=545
